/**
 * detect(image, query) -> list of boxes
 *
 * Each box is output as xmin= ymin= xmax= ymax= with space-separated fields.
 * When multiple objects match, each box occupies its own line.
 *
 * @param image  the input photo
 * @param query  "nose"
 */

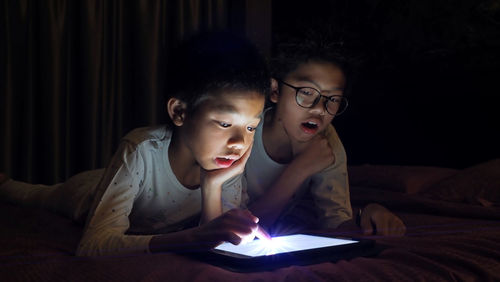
xmin=227 ymin=128 xmax=246 ymax=150
xmin=309 ymin=96 xmax=327 ymax=115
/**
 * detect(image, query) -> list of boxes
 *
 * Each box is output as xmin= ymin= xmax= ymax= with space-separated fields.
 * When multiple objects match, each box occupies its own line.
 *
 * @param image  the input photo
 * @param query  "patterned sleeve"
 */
xmin=76 ymin=141 xmax=152 ymax=256
xmin=310 ymin=125 xmax=353 ymax=229
xmin=221 ymin=173 xmax=246 ymax=211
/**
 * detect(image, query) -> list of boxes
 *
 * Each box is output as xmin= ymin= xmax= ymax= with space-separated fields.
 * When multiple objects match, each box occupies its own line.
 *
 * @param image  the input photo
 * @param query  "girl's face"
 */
xmin=180 ymin=91 xmax=265 ymax=170
xmin=271 ymin=61 xmax=346 ymax=142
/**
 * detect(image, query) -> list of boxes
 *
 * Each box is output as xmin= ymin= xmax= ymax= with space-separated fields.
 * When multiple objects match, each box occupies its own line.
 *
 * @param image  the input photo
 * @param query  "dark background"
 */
xmin=273 ymin=0 xmax=500 ymax=168
xmin=1 ymin=0 xmax=499 ymax=184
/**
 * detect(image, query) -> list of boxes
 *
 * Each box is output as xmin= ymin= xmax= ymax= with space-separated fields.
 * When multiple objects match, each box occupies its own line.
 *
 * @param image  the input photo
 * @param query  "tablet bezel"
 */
xmin=196 ymin=233 xmax=377 ymax=272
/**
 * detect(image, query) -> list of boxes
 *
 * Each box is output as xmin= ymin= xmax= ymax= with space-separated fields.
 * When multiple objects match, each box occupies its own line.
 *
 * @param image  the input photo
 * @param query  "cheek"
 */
xmin=279 ymin=102 xmax=304 ymax=123
xmin=186 ymin=127 xmax=220 ymax=154
xmin=323 ymin=115 xmax=335 ymax=126
xmin=244 ymin=133 xmax=255 ymax=149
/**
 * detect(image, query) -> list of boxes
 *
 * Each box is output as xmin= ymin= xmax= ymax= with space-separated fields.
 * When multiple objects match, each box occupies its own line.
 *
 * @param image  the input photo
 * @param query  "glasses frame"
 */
xmin=279 ymin=80 xmax=348 ymax=116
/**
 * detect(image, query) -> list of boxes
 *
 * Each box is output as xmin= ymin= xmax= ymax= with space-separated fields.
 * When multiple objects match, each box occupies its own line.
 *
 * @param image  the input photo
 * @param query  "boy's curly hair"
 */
xmin=165 ymin=31 xmax=270 ymax=110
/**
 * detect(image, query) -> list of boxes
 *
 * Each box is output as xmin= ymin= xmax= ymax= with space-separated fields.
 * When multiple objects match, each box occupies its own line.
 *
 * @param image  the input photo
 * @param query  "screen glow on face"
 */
xmin=214 ymin=234 xmax=358 ymax=257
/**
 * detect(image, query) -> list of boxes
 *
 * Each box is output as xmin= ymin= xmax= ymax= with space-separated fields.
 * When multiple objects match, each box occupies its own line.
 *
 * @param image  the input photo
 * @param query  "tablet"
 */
xmin=196 ymin=234 xmax=377 ymax=272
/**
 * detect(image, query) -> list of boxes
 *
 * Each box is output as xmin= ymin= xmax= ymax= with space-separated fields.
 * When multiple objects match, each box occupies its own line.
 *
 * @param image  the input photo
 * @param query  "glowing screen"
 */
xmin=214 ymin=234 xmax=358 ymax=257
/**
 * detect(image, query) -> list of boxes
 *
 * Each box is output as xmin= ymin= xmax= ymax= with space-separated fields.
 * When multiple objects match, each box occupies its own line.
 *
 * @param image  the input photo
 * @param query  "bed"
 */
xmin=1 ymin=159 xmax=499 ymax=281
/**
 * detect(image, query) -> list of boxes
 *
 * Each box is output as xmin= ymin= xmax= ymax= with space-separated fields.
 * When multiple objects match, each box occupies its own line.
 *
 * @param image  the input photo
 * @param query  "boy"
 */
xmin=0 ymin=32 xmax=270 ymax=256
xmin=245 ymin=38 xmax=406 ymax=236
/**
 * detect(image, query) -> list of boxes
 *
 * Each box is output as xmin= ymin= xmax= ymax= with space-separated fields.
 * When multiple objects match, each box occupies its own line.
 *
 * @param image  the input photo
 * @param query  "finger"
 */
xmin=399 ymin=224 xmax=407 ymax=236
xmin=360 ymin=215 xmax=373 ymax=235
xmin=374 ymin=217 xmax=390 ymax=235
xmin=390 ymin=219 xmax=406 ymax=236
xmin=255 ymin=224 xmax=272 ymax=241
xmin=224 ymin=215 xmax=259 ymax=235
xmin=227 ymin=232 xmax=243 ymax=245
xmin=239 ymin=208 xmax=259 ymax=223
xmin=318 ymin=129 xmax=328 ymax=138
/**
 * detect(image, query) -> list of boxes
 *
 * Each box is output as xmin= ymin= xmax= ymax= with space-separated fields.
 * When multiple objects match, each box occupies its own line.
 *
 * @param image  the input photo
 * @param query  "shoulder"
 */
xmin=121 ymin=125 xmax=172 ymax=148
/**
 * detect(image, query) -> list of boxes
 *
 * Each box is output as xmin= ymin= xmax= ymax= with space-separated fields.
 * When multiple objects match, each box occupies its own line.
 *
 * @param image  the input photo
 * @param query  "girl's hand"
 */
xmin=200 ymin=143 xmax=253 ymax=189
xmin=193 ymin=209 xmax=268 ymax=249
xmin=360 ymin=203 xmax=406 ymax=236
xmin=290 ymin=134 xmax=335 ymax=176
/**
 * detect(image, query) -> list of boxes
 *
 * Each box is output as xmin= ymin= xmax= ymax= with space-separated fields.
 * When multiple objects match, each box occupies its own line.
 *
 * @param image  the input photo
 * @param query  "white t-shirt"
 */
xmin=245 ymin=110 xmax=352 ymax=229
xmin=77 ymin=126 xmax=245 ymax=256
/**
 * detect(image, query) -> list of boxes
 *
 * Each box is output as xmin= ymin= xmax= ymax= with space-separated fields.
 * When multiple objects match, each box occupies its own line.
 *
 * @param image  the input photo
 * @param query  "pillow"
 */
xmin=348 ymin=164 xmax=458 ymax=194
xmin=423 ymin=159 xmax=500 ymax=207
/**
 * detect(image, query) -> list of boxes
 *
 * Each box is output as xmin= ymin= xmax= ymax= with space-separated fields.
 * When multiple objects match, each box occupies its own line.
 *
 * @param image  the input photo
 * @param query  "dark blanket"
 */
xmin=1 ymin=163 xmax=500 ymax=281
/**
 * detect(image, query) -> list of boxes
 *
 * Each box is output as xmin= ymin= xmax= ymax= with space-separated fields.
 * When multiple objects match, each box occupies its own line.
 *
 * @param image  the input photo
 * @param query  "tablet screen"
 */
xmin=214 ymin=234 xmax=358 ymax=257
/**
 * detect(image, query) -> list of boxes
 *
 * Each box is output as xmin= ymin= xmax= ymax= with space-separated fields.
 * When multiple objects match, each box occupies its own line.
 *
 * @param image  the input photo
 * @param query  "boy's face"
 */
xmin=271 ymin=61 xmax=346 ymax=142
xmin=180 ymin=91 xmax=265 ymax=170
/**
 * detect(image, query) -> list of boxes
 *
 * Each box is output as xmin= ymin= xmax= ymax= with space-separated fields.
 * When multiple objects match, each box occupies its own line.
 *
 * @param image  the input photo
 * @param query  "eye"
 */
xmin=329 ymin=96 xmax=342 ymax=103
xmin=298 ymin=88 xmax=315 ymax=96
xmin=218 ymin=121 xmax=231 ymax=128
xmin=247 ymin=126 xmax=257 ymax=132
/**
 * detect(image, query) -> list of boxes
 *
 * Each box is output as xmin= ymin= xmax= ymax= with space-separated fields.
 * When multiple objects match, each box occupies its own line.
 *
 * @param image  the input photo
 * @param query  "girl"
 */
xmin=0 ymin=31 xmax=270 ymax=256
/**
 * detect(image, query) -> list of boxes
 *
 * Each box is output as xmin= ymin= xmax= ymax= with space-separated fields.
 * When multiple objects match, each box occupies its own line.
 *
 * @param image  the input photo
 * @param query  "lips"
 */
xmin=300 ymin=118 xmax=322 ymax=134
xmin=214 ymin=155 xmax=239 ymax=168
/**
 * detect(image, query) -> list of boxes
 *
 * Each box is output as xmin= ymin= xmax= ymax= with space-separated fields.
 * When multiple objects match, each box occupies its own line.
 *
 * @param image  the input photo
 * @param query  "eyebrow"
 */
xmin=291 ymin=76 xmax=344 ymax=91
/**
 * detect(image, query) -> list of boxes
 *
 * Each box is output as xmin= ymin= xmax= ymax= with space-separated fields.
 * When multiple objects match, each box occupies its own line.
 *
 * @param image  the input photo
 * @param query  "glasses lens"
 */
xmin=296 ymin=87 xmax=320 ymax=107
xmin=326 ymin=97 xmax=348 ymax=116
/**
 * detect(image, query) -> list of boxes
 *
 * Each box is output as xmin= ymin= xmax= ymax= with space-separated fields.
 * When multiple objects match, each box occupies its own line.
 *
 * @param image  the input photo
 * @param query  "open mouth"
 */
xmin=301 ymin=121 xmax=319 ymax=134
xmin=215 ymin=157 xmax=237 ymax=168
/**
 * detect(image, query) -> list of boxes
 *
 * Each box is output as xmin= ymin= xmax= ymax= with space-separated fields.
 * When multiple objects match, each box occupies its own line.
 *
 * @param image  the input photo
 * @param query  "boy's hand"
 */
xmin=290 ymin=133 xmax=335 ymax=176
xmin=201 ymin=143 xmax=253 ymax=189
xmin=360 ymin=203 xmax=406 ymax=236
xmin=194 ymin=208 xmax=269 ymax=249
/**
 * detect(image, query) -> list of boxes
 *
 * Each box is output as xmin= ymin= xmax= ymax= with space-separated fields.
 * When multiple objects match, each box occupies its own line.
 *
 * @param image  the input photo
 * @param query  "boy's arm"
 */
xmin=199 ymin=144 xmax=253 ymax=224
xmin=310 ymin=125 xmax=352 ymax=229
xmin=77 ymin=141 xmax=151 ymax=256
xmin=310 ymin=165 xmax=352 ymax=229
xmin=149 ymin=208 xmax=263 ymax=252
xmin=249 ymin=133 xmax=334 ymax=228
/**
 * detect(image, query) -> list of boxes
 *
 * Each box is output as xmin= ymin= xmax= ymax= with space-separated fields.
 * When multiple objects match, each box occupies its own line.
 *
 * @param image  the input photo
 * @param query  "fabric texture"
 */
xmin=422 ymin=158 xmax=500 ymax=207
xmin=245 ymin=109 xmax=352 ymax=231
xmin=2 ymin=163 xmax=500 ymax=281
xmin=348 ymin=164 xmax=458 ymax=194
xmin=0 ymin=169 xmax=103 ymax=223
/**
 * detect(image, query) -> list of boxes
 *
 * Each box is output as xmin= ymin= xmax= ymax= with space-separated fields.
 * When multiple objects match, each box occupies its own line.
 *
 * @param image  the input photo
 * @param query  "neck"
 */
xmin=168 ymin=130 xmax=201 ymax=189
xmin=262 ymin=109 xmax=294 ymax=164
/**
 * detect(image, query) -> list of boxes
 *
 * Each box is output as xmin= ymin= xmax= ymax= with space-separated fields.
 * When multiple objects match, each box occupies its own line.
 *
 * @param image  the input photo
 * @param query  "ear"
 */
xmin=270 ymin=78 xmax=280 ymax=104
xmin=166 ymin=98 xmax=187 ymax=126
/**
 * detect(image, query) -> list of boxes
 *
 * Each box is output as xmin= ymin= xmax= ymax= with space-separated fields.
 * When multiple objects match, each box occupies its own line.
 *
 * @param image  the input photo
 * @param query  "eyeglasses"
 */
xmin=279 ymin=80 xmax=348 ymax=116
